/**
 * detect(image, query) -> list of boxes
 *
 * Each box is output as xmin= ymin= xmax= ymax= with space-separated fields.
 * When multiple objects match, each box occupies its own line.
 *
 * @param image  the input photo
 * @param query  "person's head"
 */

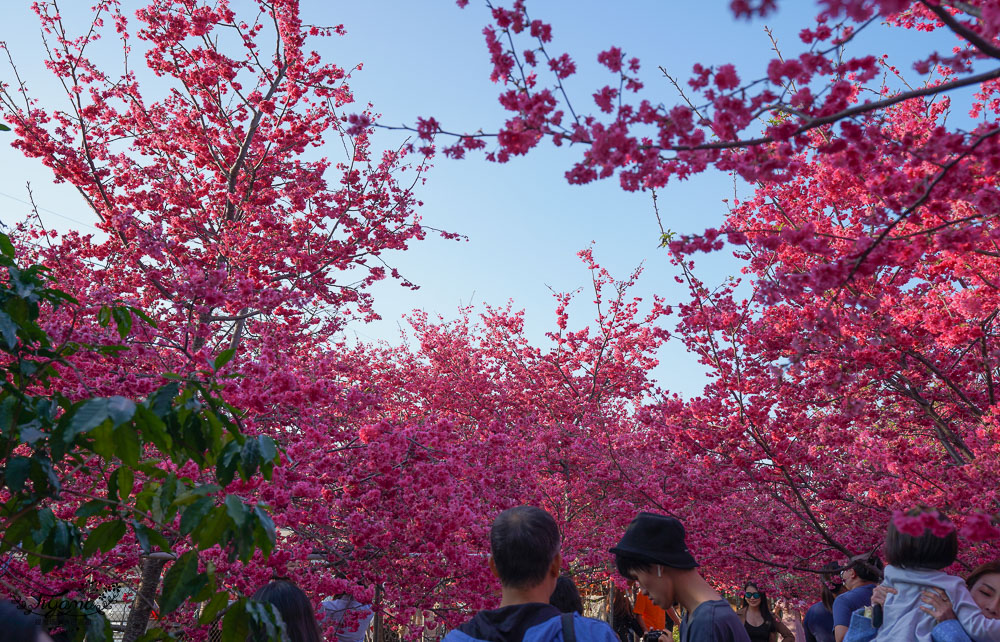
xmin=610 ymin=585 xmax=633 ymax=619
xmin=966 ymin=561 xmax=1000 ymax=619
xmin=741 ymin=583 xmax=773 ymax=623
xmin=489 ymin=506 xmax=562 ymax=591
xmin=610 ymin=513 xmax=699 ymax=610
xmin=0 ymin=601 xmax=51 ymax=642
xmin=819 ymin=562 xmax=845 ymax=612
xmin=549 ymin=574 xmax=584 ymax=614
xmin=884 ymin=508 xmax=958 ymax=571
xmin=251 ymin=580 xmax=322 ymax=642
xmin=838 ymin=551 xmax=883 ymax=590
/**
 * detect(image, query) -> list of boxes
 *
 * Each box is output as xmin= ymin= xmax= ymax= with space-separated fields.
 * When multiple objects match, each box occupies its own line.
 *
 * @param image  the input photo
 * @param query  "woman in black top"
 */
xmin=737 ymin=582 xmax=794 ymax=642
xmin=610 ymin=586 xmax=645 ymax=642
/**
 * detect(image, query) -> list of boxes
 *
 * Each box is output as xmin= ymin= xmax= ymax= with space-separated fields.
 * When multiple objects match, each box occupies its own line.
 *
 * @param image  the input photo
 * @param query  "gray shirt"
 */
xmin=681 ymin=600 xmax=751 ymax=642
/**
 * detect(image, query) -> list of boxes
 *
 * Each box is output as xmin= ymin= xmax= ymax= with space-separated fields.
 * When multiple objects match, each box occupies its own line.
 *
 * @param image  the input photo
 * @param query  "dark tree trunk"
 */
xmin=122 ymin=556 xmax=168 ymax=642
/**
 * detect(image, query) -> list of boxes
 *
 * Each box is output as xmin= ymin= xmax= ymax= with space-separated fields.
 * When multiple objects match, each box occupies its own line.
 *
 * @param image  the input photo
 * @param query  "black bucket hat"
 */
xmin=609 ymin=512 xmax=699 ymax=569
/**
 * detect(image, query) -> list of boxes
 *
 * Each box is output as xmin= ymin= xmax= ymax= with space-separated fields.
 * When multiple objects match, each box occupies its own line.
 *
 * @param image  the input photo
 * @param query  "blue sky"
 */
xmin=0 ymin=1 xmax=964 ymax=397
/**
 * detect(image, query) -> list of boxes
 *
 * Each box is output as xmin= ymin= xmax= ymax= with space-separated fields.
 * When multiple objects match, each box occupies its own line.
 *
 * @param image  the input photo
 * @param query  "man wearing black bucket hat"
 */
xmin=611 ymin=513 xmax=749 ymax=642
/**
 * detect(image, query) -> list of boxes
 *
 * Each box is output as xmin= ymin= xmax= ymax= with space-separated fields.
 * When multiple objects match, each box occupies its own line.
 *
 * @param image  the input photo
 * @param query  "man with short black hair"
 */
xmin=611 ymin=513 xmax=749 ymax=642
xmin=832 ymin=554 xmax=882 ymax=642
xmin=444 ymin=506 xmax=618 ymax=642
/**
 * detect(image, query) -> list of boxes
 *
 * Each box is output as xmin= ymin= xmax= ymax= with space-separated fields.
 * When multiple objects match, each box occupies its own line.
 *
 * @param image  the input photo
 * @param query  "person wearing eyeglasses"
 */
xmin=737 ymin=583 xmax=794 ymax=642
xmin=832 ymin=554 xmax=883 ymax=642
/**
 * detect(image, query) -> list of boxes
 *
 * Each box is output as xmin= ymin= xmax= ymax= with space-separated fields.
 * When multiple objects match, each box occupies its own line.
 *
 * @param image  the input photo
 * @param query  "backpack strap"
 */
xmin=561 ymin=613 xmax=576 ymax=642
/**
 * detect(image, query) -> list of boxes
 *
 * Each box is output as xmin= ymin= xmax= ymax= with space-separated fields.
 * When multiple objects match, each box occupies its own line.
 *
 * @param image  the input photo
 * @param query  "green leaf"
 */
xmin=4 ymin=456 xmax=30 ymax=492
xmin=134 ymin=404 xmax=172 ymax=453
xmin=107 ymin=396 xmax=136 ymax=426
xmin=85 ymin=610 xmax=113 ymax=642
xmin=152 ymin=474 xmax=178 ymax=523
xmin=198 ymin=590 xmax=230 ymax=625
xmin=180 ymin=497 xmax=215 ymax=535
xmin=258 ymin=435 xmax=277 ymax=463
xmin=110 ymin=306 xmax=133 ymax=339
xmin=148 ymin=383 xmax=179 ymax=417
xmin=31 ymin=508 xmax=55 ymax=547
xmin=20 ymin=425 xmax=45 ymax=445
xmin=0 ymin=310 xmax=17 ymax=349
xmin=216 ymin=440 xmax=241 ymax=486
xmin=75 ymin=500 xmax=108 ymax=520
xmin=109 ymin=467 xmax=134 ymax=502
xmin=0 ymin=234 xmax=13 ymax=257
xmin=224 ymin=495 xmax=248 ymax=529
xmin=66 ymin=398 xmax=110 ymax=443
xmin=240 ymin=437 xmax=260 ymax=479
xmin=90 ymin=421 xmax=115 ymax=460
xmin=112 ymin=423 xmax=140 ymax=468
xmin=0 ymin=123 xmax=10 ymax=132
xmin=193 ymin=506 xmax=230 ymax=550
xmin=214 ymin=348 xmax=236 ymax=371
xmin=131 ymin=520 xmax=170 ymax=555
xmin=245 ymin=599 xmax=286 ymax=640
xmin=159 ymin=550 xmax=206 ymax=615
xmin=253 ymin=505 xmax=276 ymax=556
xmin=97 ymin=305 xmax=112 ymax=328
xmin=82 ymin=520 xmax=126 ymax=558
xmin=174 ymin=483 xmax=221 ymax=506
xmin=220 ymin=598 xmax=251 ymax=642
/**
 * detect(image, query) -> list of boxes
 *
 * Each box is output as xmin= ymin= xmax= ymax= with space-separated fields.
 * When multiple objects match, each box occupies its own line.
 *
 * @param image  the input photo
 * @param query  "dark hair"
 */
xmin=884 ymin=510 xmax=958 ymax=570
xmin=610 ymin=586 xmax=634 ymax=622
xmin=819 ymin=562 xmax=845 ymax=612
xmin=844 ymin=553 xmax=884 ymax=583
xmin=614 ymin=554 xmax=656 ymax=581
xmin=490 ymin=506 xmax=561 ymax=589
xmin=251 ymin=580 xmax=322 ymax=642
xmin=0 ymin=601 xmax=44 ymax=642
xmin=966 ymin=560 xmax=1000 ymax=589
xmin=740 ymin=582 xmax=774 ymax=628
xmin=550 ymin=575 xmax=584 ymax=614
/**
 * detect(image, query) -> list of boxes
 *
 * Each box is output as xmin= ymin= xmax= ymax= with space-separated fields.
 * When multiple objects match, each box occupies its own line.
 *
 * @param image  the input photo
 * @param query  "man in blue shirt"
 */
xmin=832 ymin=554 xmax=883 ymax=642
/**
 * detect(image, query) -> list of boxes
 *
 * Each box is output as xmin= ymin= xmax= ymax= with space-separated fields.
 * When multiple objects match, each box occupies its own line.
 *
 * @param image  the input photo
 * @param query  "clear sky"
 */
xmin=0 ymin=1 xmax=963 ymax=398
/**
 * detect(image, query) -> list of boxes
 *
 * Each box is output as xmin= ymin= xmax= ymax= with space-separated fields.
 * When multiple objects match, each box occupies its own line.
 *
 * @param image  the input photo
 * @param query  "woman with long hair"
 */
xmin=609 ymin=585 xmax=645 ymax=642
xmin=804 ymin=563 xmax=847 ymax=642
xmin=252 ymin=579 xmax=323 ymax=642
xmin=738 ymin=582 xmax=794 ymax=642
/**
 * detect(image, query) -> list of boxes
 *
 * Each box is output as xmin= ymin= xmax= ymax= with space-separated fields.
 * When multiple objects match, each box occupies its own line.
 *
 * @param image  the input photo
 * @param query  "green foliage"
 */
xmin=0 ymin=234 xmax=283 ymax=640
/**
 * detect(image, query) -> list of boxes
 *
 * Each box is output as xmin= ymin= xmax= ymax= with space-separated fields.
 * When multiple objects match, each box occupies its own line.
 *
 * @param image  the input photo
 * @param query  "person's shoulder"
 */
xmin=692 ymin=600 xmax=742 ymax=625
xmin=572 ymin=613 xmax=619 ymax=639
xmin=442 ymin=627 xmax=481 ymax=642
xmin=522 ymin=613 xmax=618 ymax=642
xmin=691 ymin=600 xmax=748 ymax=641
xmin=835 ymin=586 xmax=867 ymax=606
xmin=931 ymin=618 xmax=973 ymax=642
xmin=804 ymin=601 xmax=827 ymax=620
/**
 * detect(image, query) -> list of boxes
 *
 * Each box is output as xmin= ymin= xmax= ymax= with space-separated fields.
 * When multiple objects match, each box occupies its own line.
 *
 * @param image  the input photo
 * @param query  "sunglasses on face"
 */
xmin=745 ymin=592 xmax=762 ymax=599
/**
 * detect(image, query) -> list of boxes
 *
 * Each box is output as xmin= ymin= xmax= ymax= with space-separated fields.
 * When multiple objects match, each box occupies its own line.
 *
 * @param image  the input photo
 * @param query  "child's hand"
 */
xmin=920 ymin=588 xmax=956 ymax=623
xmin=871 ymin=584 xmax=897 ymax=607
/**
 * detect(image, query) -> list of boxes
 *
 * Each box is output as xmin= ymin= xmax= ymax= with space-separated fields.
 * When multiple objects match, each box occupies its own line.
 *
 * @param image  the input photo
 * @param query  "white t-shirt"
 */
xmin=321 ymin=598 xmax=375 ymax=642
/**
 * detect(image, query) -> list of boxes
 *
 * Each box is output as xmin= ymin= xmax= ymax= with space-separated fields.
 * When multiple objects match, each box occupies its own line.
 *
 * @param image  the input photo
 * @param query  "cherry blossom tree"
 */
xmin=0 ymin=0 xmax=437 ymax=637
xmin=391 ymin=0 xmax=1000 ymax=585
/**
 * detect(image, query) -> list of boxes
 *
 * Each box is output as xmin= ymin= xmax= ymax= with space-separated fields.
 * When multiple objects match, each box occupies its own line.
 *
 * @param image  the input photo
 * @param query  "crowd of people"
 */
xmin=444 ymin=506 xmax=1000 ymax=642
xmin=3 ymin=505 xmax=999 ymax=641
